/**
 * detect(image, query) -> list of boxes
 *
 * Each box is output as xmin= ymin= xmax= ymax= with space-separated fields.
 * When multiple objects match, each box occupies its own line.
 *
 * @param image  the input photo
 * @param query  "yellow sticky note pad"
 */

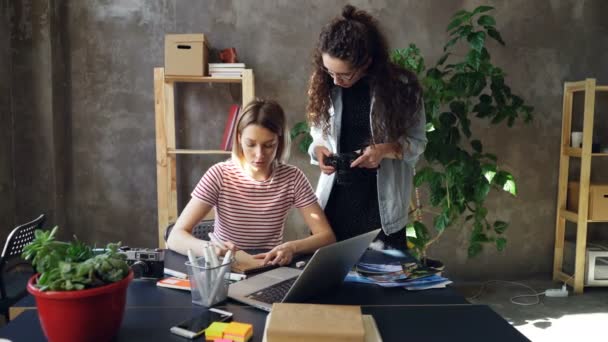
xmin=205 ymin=322 xmax=229 ymax=341
xmin=223 ymin=321 xmax=253 ymax=342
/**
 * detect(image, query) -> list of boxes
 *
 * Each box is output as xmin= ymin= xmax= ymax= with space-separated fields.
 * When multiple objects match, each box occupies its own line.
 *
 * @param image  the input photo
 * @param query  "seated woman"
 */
xmin=167 ymin=99 xmax=336 ymax=266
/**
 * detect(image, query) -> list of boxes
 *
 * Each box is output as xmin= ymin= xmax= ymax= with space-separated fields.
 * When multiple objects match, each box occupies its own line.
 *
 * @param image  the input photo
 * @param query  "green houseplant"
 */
xmin=291 ymin=5 xmax=534 ymax=261
xmin=23 ymin=227 xmax=133 ymax=342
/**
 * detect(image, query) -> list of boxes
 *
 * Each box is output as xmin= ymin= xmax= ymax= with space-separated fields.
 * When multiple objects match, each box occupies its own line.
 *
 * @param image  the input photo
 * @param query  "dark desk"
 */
xmin=2 ymin=250 xmax=529 ymax=341
xmin=0 ymin=304 xmax=529 ymax=342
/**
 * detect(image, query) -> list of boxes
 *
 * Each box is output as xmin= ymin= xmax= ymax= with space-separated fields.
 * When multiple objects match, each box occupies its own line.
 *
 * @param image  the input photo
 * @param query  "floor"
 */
xmin=454 ymin=277 xmax=608 ymax=342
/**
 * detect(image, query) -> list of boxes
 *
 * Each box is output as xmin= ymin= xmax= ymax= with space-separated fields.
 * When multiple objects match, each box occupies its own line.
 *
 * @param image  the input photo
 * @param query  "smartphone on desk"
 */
xmin=169 ymin=308 xmax=233 ymax=339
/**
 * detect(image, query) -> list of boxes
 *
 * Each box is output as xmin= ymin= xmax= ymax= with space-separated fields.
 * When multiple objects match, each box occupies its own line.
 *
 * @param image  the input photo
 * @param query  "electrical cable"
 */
xmin=467 ymin=280 xmax=546 ymax=306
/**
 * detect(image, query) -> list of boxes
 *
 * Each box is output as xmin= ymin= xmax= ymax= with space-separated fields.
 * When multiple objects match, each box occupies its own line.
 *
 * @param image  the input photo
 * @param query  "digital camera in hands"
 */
xmin=119 ymin=247 xmax=165 ymax=279
xmin=323 ymin=151 xmax=377 ymax=185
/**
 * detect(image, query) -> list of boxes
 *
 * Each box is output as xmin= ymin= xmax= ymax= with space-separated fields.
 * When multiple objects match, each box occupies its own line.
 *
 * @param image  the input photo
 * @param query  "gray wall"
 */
xmin=3 ymin=0 xmax=608 ymax=279
xmin=1 ymin=0 xmax=15 ymax=244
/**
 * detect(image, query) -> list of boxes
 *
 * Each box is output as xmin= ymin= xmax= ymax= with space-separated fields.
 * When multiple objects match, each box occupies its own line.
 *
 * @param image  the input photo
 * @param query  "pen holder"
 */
xmin=186 ymin=256 xmax=233 ymax=307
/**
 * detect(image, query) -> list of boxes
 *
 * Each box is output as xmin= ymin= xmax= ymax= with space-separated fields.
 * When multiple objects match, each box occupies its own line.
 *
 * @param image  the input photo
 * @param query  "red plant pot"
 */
xmin=27 ymin=270 xmax=133 ymax=342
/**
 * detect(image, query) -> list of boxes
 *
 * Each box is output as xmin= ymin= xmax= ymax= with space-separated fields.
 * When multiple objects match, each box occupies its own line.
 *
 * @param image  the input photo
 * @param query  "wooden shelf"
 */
xmin=563 ymin=147 xmax=608 ymax=157
xmin=559 ymin=209 xmax=608 ymax=223
xmin=168 ymin=149 xmax=231 ymax=155
xmin=164 ymin=75 xmax=243 ymax=83
xmin=554 ymin=78 xmax=608 ymax=294
xmin=559 ymin=209 xmax=578 ymax=222
xmin=154 ymin=67 xmax=255 ymax=248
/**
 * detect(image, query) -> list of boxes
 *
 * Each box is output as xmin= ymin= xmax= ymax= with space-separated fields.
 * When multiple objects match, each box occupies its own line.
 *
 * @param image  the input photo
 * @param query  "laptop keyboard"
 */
xmin=246 ymin=277 xmax=297 ymax=304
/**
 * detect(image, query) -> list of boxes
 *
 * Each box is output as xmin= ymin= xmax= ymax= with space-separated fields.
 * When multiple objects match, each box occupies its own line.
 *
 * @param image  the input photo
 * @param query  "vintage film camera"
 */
xmin=119 ymin=247 xmax=165 ymax=279
xmin=324 ymin=151 xmax=377 ymax=185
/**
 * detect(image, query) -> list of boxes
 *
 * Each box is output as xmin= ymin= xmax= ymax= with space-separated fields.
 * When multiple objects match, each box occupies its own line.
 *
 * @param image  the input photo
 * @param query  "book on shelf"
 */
xmin=210 ymin=73 xmax=243 ymax=78
xmin=225 ymin=105 xmax=241 ymax=151
xmin=209 ymin=63 xmax=245 ymax=68
xmin=221 ymin=105 xmax=240 ymax=150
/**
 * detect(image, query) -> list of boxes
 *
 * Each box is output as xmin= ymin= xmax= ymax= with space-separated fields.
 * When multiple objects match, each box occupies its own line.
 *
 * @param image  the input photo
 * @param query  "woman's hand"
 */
xmin=314 ymin=146 xmax=336 ymax=175
xmin=351 ymin=143 xmax=401 ymax=168
xmin=212 ymin=240 xmax=237 ymax=256
xmin=254 ymin=242 xmax=296 ymax=266
xmin=350 ymin=145 xmax=384 ymax=168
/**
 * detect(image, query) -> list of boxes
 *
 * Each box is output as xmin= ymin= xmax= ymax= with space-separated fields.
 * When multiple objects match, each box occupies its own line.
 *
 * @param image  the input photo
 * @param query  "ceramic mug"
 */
xmin=571 ymin=132 xmax=583 ymax=148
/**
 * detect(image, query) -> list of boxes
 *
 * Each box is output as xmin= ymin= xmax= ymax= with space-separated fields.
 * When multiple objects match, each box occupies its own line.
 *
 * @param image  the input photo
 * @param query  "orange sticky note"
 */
xmin=223 ymin=321 xmax=253 ymax=342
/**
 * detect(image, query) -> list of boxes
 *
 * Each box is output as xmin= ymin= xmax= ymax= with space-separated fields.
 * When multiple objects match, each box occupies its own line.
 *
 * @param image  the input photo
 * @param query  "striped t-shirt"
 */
xmin=191 ymin=160 xmax=318 ymax=249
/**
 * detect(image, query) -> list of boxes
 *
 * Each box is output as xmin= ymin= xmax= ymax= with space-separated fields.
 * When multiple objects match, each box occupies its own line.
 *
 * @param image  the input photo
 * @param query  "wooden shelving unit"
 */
xmin=153 ymin=67 xmax=255 ymax=247
xmin=553 ymin=78 xmax=608 ymax=294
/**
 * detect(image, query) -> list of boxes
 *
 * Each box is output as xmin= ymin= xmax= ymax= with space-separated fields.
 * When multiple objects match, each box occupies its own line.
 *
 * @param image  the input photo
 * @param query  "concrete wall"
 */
xmin=0 ymin=0 xmax=16 ymax=243
xmin=3 ymin=0 xmax=608 ymax=279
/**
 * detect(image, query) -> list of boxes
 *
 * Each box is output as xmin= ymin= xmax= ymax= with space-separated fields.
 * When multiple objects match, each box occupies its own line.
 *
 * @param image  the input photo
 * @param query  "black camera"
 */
xmin=324 ymin=152 xmax=377 ymax=185
xmin=119 ymin=247 xmax=165 ymax=279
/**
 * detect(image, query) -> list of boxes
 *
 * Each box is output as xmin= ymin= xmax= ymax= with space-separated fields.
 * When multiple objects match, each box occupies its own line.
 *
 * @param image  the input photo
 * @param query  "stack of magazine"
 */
xmin=345 ymin=249 xmax=452 ymax=290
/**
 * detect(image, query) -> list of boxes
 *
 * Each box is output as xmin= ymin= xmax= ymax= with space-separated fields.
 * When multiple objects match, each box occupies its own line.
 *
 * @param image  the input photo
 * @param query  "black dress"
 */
xmin=324 ymin=79 xmax=407 ymax=250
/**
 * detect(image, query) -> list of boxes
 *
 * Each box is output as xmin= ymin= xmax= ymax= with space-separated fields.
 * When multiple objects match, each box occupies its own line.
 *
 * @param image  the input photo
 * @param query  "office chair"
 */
xmin=164 ymin=219 xmax=215 ymax=242
xmin=0 ymin=214 xmax=46 ymax=321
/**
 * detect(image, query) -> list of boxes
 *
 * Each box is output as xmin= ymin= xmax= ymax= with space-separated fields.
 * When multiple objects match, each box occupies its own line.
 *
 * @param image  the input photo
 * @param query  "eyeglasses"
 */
xmin=322 ymin=66 xmax=359 ymax=82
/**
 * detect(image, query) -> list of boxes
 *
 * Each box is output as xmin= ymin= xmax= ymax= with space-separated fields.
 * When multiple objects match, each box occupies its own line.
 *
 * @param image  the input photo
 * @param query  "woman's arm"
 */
xmin=351 ymin=105 xmax=427 ymax=168
xmin=256 ymin=202 xmax=336 ymax=265
xmin=308 ymin=124 xmax=332 ymax=165
xmin=399 ymin=104 xmax=427 ymax=167
xmin=166 ymin=198 xmax=233 ymax=257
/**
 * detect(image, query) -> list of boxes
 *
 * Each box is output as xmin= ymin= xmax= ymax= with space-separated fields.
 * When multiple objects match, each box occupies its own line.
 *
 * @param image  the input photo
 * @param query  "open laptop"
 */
xmin=227 ymin=229 xmax=380 ymax=312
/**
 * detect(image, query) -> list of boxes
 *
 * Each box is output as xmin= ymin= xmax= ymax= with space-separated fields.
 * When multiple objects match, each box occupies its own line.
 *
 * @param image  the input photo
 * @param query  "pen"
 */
xmin=208 ymin=232 xmax=227 ymax=249
xmin=187 ymin=249 xmax=207 ymax=303
xmin=208 ymin=250 xmax=232 ymax=306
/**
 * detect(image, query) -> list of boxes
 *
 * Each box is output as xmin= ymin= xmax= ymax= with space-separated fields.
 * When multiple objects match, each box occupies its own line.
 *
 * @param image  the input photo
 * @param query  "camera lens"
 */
xmin=130 ymin=261 xmax=149 ymax=278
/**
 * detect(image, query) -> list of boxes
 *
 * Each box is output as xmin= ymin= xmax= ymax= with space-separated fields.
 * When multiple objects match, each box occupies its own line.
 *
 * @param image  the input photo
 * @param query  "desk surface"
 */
xmin=2 ymin=249 xmax=528 ymax=341
xmin=0 ymin=304 xmax=529 ymax=342
xmin=13 ymin=274 xmax=468 ymax=309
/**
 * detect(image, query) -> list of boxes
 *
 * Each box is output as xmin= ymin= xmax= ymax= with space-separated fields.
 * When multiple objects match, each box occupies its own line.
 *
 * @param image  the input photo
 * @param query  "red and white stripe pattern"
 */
xmin=191 ymin=160 xmax=318 ymax=249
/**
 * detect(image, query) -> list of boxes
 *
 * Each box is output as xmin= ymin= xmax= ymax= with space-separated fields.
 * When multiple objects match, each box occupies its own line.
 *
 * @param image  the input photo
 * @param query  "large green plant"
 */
xmin=291 ymin=6 xmax=533 ymax=260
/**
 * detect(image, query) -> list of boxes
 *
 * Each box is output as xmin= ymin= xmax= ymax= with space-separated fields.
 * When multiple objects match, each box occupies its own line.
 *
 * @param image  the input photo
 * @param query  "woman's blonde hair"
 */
xmin=231 ymin=99 xmax=290 ymax=165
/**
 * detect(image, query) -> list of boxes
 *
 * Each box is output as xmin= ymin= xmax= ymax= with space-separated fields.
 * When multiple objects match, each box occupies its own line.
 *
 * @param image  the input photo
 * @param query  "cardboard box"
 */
xmin=266 ymin=303 xmax=365 ymax=342
xmin=165 ymin=34 xmax=208 ymax=76
xmin=567 ymin=182 xmax=608 ymax=221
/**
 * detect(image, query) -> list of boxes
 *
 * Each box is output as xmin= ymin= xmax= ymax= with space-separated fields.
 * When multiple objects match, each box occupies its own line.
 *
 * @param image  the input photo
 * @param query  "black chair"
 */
xmin=0 ymin=214 xmax=45 ymax=321
xmin=164 ymin=219 xmax=215 ymax=242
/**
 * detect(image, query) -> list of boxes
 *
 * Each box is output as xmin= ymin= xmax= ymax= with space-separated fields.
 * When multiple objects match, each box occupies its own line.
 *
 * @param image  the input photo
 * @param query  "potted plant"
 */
xmin=291 ymin=5 xmax=534 ymax=263
xmin=22 ymin=227 xmax=133 ymax=342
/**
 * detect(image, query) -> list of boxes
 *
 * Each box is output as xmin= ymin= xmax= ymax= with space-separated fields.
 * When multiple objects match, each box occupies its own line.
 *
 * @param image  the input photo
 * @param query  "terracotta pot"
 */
xmin=27 ymin=270 xmax=133 ymax=342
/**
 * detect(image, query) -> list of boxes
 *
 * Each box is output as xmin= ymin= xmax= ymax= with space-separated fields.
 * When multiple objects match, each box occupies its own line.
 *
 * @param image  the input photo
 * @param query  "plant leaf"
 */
xmin=290 ymin=121 xmax=309 ymax=140
xmin=477 ymin=15 xmax=496 ymax=27
xmin=487 ymin=27 xmax=505 ymax=45
xmin=473 ymin=5 xmax=494 ymax=15
xmin=496 ymin=237 xmax=507 ymax=251
xmin=471 ymin=139 xmax=482 ymax=153
xmin=447 ymin=16 xmax=465 ymax=32
xmin=467 ymin=31 xmax=486 ymax=52
xmin=468 ymin=243 xmax=483 ymax=257
xmin=494 ymin=221 xmax=508 ymax=234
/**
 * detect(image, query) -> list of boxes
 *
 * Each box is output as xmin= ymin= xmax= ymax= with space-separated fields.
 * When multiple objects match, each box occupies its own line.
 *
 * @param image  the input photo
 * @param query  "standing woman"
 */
xmin=307 ymin=5 xmax=427 ymax=249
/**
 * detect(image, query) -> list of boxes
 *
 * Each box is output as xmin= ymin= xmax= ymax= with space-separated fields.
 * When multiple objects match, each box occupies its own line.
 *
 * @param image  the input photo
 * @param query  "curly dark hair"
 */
xmin=307 ymin=4 xmax=422 ymax=147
